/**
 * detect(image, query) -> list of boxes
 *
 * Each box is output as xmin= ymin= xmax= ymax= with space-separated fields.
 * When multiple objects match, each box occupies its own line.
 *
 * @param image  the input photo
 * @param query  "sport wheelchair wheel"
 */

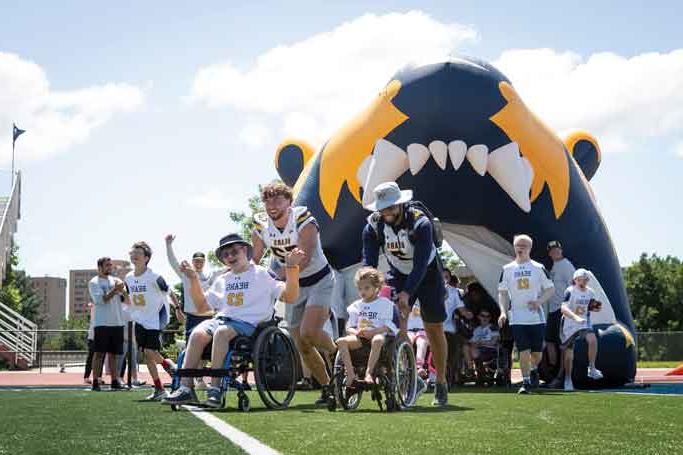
xmin=332 ymin=350 xmax=363 ymax=410
xmin=393 ymin=337 xmax=418 ymax=409
xmin=253 ymin=326 xmax=298 ymax=410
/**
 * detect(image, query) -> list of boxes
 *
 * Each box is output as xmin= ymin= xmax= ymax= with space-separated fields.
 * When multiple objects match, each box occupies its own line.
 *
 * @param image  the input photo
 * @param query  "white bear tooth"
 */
xmin=448 ymin=140 xmax=467 ymax=170
xmin=428 ymin=140 xmax=448 ymax=170
xmin=362 ymin=139 xmax=409 ymax=206
xmin=407 ymin=143 xmax=431 ymax=175
xmin=487 ymin=141 xmax=533 ymax=213
xmin=466 ymin=144 xmax=489 ymax=176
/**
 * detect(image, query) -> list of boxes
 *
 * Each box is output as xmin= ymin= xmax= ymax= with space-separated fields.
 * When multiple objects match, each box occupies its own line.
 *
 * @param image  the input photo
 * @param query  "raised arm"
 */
xmin=165 ymin=234 xmax=183 ymax=279
xmin=251 ymin=229 xmax=266 ymax=265
xmin=179 ymin=261 xmax=211 ymax=314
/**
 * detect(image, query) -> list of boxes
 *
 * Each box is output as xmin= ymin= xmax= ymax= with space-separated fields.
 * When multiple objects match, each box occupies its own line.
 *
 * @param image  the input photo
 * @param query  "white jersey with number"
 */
xmin=124 ymin=269 xmax=170 ymax=330
xmin=346 ymin=297 xmax=398 ymax=335
xmin=205 ymin=264 xmax=284 ymax=326
xmin=498 ymin=260 xmax=554 ymax=325
xmin=254 ymin=206 xmax=329 ymax=280
xmin=560 ymin=285 xmax=596 ymax=342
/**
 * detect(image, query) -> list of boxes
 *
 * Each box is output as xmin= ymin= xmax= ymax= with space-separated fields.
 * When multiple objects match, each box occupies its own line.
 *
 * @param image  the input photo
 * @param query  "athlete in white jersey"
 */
xmin=251 ymin=181 xmax=336 ymax=404
xmin=124 ymin=241 xmax=178 ymax=401
xmin=498 ymin=234 xmax=554 ymax=394
xmin=162 ymin=233 xmax=304 ymax=407
xmin=560 ymin=268 xmax=604 ymax=391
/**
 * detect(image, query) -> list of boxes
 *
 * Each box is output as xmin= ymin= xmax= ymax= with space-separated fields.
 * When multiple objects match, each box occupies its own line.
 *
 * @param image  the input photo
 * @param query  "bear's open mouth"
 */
xmin=358 ymin=138 xmax=534 ymax=212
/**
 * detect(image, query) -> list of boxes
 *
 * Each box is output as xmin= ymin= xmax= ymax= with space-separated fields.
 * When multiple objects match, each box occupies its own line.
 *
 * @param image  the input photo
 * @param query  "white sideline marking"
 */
xmin=184 ymin=406 xmax=282 ymax=455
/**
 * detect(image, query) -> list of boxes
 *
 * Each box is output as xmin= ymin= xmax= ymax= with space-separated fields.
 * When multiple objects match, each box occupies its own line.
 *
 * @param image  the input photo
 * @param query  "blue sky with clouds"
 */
xmin=1 ymin=1 xmax=681 ymax=288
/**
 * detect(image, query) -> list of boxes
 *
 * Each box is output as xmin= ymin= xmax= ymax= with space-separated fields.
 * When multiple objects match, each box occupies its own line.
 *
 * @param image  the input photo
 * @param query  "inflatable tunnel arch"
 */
xmin=273 ymin=57 xmax=636 ymax=387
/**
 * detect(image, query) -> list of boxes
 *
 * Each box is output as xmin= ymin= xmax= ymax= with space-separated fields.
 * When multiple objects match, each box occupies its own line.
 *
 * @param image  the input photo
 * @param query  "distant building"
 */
xmin=69 ymin=269 xmax=97 ymax=320
xmin=30 ymin=276 xmax=67 ymax=333
xmin=68 ymin=259 xmax=132 ymax=320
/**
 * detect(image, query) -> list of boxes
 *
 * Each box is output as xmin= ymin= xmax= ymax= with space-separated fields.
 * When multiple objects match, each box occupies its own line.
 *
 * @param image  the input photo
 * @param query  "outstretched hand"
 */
xmin=179 ymin=260 xmax=197 ymax=278
xmin=165 ymin=234 xmax=175 ymax=244
xmin=285 ymin=248 xmax=306 ymax=267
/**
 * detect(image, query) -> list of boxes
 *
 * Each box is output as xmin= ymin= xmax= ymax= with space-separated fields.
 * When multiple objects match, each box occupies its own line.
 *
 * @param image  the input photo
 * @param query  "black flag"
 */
xmin=13 ymin=123 xmax=25 ymax=147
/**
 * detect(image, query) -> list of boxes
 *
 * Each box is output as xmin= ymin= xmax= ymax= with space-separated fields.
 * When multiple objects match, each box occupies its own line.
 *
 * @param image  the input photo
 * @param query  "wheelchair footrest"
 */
xmin=176 ymin=368 xmax=233 ymax=378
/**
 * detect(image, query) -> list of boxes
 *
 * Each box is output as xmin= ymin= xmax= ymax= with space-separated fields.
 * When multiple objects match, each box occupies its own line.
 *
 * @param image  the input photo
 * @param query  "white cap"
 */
xmin=364 ymin=182 xmax=413 ymax=211
xmin=573 ymin=268 xmax=591 ymax=280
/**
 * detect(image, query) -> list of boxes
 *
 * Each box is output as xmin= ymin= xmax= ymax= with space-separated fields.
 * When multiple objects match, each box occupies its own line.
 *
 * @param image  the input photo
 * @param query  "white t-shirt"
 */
xmin=205 ymin=264 xmax=284 ymax=326
xmin=346 ymin=297 xmax=398 ymax=335
xmin=471 ymin=324 xmax=499 ymax=347
xmin=560 ymin=285 xmax=596 ymax=342
xmin=444 ymin=285 xmax=465 ymax=334
xmin=498 ymin=260 xmax=554 ymax=325
xmin=88 ymin=275 xmax=124 ymax=327
xmin=124 ymin=268 xmax=170 ymax=330
xmin=549 ymin=258 xmax=576 ymax=312
xmin=407 ymin=302 xmax=424 ymax=331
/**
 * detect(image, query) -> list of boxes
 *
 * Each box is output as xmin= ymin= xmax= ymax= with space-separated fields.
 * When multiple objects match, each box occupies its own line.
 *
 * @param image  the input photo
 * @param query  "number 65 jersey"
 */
xmin=253 ymin=206 xmax=329 ymax=280
xmin=205 ymin=264 xmax=284 ymax=326
xmin=498 ymin=260 xmax=554 ymax=325
xmin=124 ymin=268 xmax=170 ymax=330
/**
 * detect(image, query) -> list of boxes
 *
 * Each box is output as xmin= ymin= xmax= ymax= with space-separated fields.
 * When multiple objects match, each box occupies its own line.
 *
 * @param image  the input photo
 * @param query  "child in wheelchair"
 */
xmin=406 ymin=302 xmax=430 ymax=380
xmin=162 ymin=233 xmax=304 ymax=408
xmin=336 ymin=267 xmax=398 ymax=387
xmin=469 ymin=309 xmax=500 ymax=384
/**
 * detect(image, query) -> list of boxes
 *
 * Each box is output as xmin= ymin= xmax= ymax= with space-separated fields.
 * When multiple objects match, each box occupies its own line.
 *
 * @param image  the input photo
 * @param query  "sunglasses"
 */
xmin=220 ymin=246 xmax=244 ymax=259
xmin=479 ymin=314 xmax=491 ymax=319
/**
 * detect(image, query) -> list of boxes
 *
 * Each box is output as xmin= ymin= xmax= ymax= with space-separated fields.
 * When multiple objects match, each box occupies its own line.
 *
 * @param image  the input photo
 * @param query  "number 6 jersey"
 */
xmin=498 ymin=260 xmax=554 ymax=325
xmin=253 ymin=206 xmax=329 ymax=281
xmin=205 ymin=264 xmax=284 ymax=325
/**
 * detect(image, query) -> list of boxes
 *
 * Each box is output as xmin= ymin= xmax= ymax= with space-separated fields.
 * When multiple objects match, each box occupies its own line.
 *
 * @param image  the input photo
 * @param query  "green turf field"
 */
xmin=0 ymin=388 xmax=681 ymax=455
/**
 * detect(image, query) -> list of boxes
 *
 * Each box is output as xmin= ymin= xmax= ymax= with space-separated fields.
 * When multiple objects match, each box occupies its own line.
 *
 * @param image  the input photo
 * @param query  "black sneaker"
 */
xmin=91 ymin=380 xmax=101 ymax=392
xmin=431 ymin=383 xmax=448 ymax=407
xmin=530 ymin=370 xmax=540 ymax=389
xmin=110 ymin=380 xmax=127 ymax=391
xmin=518 ymin=381 xmax=532 ymax=394
xmin=315 ymin=386 xmax=330 ymax=405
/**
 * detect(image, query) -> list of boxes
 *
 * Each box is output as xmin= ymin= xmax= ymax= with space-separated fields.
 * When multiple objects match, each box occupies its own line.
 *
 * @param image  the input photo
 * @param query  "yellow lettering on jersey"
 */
xmin=227 ymin=292 xmax=244 ymax=307
xmin=517 ymin=278 xmax=530 ymax=290
xmin=132 ymin=294 xmax=146 ymax=307
xmin=359 ymin=319 xmax=373 ymax=329
xmin=575 ymin=306 xmax=586 ymax=316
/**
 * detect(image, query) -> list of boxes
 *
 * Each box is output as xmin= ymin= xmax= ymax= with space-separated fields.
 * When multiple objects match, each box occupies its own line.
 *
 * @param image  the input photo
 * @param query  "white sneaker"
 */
xmin=588 ymin=367 xmax=603 ymax=380
xmin=564 ymin=378 xmax=574 ymax=391
xmin=195 ymin=378 xmax=208 ymax=391
xmin=415 ymin=377 xmax=428 ymax=401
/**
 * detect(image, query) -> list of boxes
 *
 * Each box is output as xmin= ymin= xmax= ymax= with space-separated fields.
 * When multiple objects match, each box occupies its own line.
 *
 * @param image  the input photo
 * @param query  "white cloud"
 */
xmin=494 ymin=49 xmax=683 ymax=153
xmin=187 ymin=188 xmax=236 ymax=210
xmin=0 ymin=52 xmax=145 ymax=166
xmin=190 ymin=11 xmax=477 ymax=147
xmin=238 ymin=122 xmax=270 ymax=149
xmin=189 ymin=11 xmax=683 ymax=159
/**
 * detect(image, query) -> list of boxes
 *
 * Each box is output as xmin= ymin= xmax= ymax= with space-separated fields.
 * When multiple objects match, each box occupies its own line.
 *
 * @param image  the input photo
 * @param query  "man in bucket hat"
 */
xmin=162 ymin=233 xmax=305 ymax=408
xmin=362 ymin=182 xmax=449 ymax=407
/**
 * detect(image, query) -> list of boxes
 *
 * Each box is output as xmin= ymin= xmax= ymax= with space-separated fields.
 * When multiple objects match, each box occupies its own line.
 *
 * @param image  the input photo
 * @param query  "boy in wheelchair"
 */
xmin=469 ymin=309 xmax=501 ymax=384
xmin=162 ymin=233 xmax=304 ymax=408
xmin=336 ymin=267 xmax=398 ymax=387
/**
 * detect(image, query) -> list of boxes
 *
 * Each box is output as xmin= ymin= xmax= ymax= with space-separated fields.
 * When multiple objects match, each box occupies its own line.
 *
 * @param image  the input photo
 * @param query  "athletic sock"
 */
xmin=161 ymin=358 xmax=174 ymax=370
xmin=153 ymin=378 xmax=163 ymax=390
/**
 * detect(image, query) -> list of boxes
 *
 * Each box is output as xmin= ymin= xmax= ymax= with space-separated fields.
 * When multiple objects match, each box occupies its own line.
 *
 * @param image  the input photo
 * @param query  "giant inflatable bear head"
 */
xmin=275 ymin=57 xmax=636 ymax=386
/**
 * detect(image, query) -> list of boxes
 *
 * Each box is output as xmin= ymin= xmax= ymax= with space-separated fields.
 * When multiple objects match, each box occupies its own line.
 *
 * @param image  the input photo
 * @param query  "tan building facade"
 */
xmin=30 ymin=276 xmax=67 ymax=331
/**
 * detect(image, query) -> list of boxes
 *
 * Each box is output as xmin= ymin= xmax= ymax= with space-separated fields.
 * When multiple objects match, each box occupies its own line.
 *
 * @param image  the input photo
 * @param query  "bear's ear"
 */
xmin=274 ymin=139 xmax=316 ymax=187
xmin=563 ymin=131 xmax=601 ymax=181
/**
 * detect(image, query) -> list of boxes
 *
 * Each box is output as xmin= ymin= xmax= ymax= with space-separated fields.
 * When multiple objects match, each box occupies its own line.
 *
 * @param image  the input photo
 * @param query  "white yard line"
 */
xmin=184 ymin=405 xmax=282 ymax=455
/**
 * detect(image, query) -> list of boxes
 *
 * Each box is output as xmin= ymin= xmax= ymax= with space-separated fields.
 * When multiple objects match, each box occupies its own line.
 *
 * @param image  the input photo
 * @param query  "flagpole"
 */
xmin=11 ymin=139 xmax=15 ymax=187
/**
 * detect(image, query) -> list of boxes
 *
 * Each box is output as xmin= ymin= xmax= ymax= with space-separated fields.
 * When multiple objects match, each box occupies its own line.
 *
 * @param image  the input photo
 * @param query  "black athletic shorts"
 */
xmin=386 ymin=259 xmax=447 ymax=323
xmin=545 ymin=310 xmax=562 ymax=343
xmin=511 ymin=324 xmax=545 ymax=353
xmin=135 ymin=324 xmax=162 ymax=351
xmin=93 ymin=326 xmax=124 ymax=354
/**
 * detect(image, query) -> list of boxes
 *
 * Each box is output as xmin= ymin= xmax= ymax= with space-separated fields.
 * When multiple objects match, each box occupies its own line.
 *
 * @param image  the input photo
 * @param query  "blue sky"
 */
xmin=0 ymin=1 xmax=681 ymax=289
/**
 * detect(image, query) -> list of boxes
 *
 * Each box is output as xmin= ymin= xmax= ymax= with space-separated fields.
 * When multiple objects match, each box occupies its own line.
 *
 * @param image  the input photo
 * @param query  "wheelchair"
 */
xmin=326 ymin=335 xmax=418 ymax=412
xmin=473 ymin=344 xmax=510 ymax=387
xmin=169 ymin=317 xmax=299 ymax=412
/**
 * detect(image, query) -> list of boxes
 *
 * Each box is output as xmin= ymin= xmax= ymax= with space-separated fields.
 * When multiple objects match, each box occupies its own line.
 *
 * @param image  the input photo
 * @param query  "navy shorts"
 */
xmin=545 ymin=310 xmax=562 ymax=343
xmin=185 ymin=313 xmax=213 ymax=340
xmin=387 ymin=259 xmax=447 ymax=324
xmin=511 ymin=324 xmax=545 ymax=353
xmin=135 ymin=325 xmax=162 ymax=351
